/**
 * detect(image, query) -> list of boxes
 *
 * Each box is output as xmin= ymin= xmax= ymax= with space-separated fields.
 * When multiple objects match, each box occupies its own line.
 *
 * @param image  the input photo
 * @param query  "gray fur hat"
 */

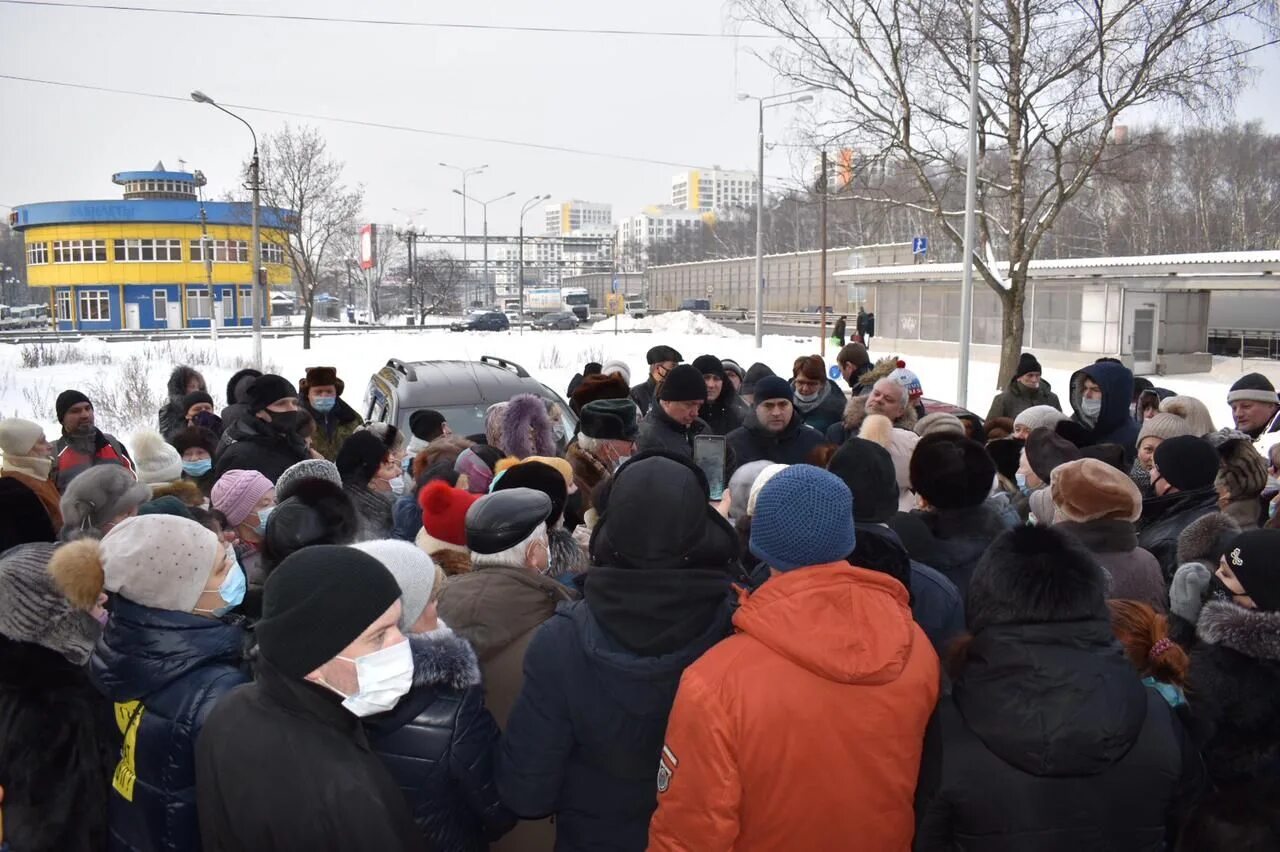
xmin=0 ymin=542 xmax=103 ymax=665
xmin=59 ymin=465 xmax=151 ymax=540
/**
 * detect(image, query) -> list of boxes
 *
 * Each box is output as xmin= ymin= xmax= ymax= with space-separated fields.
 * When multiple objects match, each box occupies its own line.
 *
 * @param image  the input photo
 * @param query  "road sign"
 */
xmin=605 ymin=293 xmax=625 ymax=316
xmin=912 ymin=236 xmax=928 ymax=255
xmin=611 ymin=276 xmax=620 ymax=294
xmin=828 ymin=364 xmax=842 ymax=381
xmin=705 ymin=285 xmax=714 ymax=297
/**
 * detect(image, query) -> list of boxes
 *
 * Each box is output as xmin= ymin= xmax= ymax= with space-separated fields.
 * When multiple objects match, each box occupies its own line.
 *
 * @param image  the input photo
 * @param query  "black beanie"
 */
xmin=1225 ymin=529 xmax=1280 ymax=612
xmin=967 ymin=526 xmax=1107 ymax=633
xmin=827 ymin=438 xmax=898 ymax=524
xmin=1153 ymin=435 xmax=1220 ymax=492
xmin=1015 ymin=352 xmax=1042 ymax=380
xmin=910 ymin=433 xmax=996 ymax=510
xmin=409 ymin=409 xmax=447 ymax=442
xmin=171 ymin=426 xmax=218 ymax=457
xmin=256 ymin=545 xmax=401 ymax=678
xmin=56 ymin=389 xmax=91 ymax=423
xmin=658 ymin=364 xmax=709 ymax=403
xmin=492 ymin=460 xmax=568 ymax=527
xmin=246 ymin=374 xmax=298 ymax=413
xmin=741 ymin=362 xmax=776 ymax=396
xmin=1025 ymin=427 xmax=1082 ymax=483
xmin=646 ymin=345 xmax=683 ymax=365
xmin=181 ymin=390 xmax=214 ymax=413
xmin=986 ymin=437 xmax=1025 ymax=483
xmin=691 ymin=354 xmax=727 ymax=382
xmin=336 ymin=430 xmax=389 ymax=486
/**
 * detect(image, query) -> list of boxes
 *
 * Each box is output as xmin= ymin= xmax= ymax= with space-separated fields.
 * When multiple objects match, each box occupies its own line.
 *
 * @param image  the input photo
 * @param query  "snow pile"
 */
xmin=588 ymin=311 xmax=739 ymax=337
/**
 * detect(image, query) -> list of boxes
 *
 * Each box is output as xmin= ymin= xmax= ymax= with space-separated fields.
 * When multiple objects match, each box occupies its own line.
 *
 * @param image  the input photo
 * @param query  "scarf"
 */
xmin=1 ymin=452 xmax=53 ymax=481
xmin=792 ymin=381 xmax=832 ymax=415
xmin=586 ymin=565 xmax=732 ymax=656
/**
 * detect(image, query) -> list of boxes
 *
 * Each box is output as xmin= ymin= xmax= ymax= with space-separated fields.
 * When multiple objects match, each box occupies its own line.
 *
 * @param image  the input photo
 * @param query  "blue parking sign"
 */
xmin=912 ymin=236 xmax=928 ymax=255
xmin=611 ymin=277 xmax=620 ymax=294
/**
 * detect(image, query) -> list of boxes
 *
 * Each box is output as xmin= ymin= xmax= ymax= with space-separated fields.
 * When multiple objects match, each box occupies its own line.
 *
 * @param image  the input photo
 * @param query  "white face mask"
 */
xmin=389 ymin=476 xmax=407 ymax=497
xmin=1079 ymin=397 xmax=1102 ymax=421
xmin=322 ymin=639 xmax=414 ymax=717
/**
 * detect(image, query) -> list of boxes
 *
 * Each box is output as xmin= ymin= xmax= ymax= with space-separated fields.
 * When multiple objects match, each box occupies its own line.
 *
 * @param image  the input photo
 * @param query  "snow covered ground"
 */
xmin=1 ymin=312 xmax=1276 ymax=450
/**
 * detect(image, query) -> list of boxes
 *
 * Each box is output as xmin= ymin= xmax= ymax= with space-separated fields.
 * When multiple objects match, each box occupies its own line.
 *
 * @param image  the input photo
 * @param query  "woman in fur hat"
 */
xmin=0 ymin=542 xmax=115 ymax=852
xmin=916 ymin=526 xmax=1203 ymax=850
xmin=157 ymin=365 xmax=207 ymax=441
xmin=299 ymin=366 xmax=361 ymax=462
xmin=499 ymin=394 xmax=558 ymax=460
xmin=1215 ymin=437 xmax=1269 ymax=530
xmin=54 ymin=515 xmax=250 ymax=852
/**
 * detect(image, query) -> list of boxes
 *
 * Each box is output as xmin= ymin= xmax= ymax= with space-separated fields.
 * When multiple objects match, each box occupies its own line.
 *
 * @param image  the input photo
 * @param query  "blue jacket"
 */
xmin=367 ymin=631 xmax=514 ymax=852
xmin=1069 ymin=362 xmax=1140 ymax=463
xmin=90 ymin=597 xmax=249 ymax=852
xmin=498 ymin=598 xmax=735 ymax=851
xmin=392 ymin=492 xmax=423 ymax=542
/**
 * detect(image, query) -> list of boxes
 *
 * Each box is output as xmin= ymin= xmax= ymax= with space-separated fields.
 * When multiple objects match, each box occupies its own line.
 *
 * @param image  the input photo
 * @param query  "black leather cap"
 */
xmin=465 ymin=488 xmax=552 ymax=555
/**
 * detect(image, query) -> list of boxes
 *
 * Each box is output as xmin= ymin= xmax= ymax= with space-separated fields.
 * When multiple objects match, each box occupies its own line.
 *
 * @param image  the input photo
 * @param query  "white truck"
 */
xmin=624 ymin=293 xmax=647 ymax=319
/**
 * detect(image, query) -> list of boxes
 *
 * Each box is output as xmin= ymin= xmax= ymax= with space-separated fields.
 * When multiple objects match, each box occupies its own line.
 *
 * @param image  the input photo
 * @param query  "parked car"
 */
xmin=679 ymin=299 xmax=711 ymax=312
xmin=363 ymin=355 xmax=577 ymax=441
xmin=531 ymin=311 xmax=579 ymax=331
xmin=449 ymin=311 xmax=510 ymax=332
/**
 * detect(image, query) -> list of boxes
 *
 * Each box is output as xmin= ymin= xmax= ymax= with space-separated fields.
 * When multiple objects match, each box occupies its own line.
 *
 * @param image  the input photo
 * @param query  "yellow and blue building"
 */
xmin=9 ymin=163 xmax=295 ymax=331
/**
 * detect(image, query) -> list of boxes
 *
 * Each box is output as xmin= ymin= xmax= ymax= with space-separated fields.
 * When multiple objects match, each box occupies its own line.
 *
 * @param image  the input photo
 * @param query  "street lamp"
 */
xmin=453 ymin=189 xmax=515 ymax=306
xmin=439 ymin=163 xmax=488 ymax=301
xmin=517 ymin=194 xmax=551 ymax=335
xmin=191 ymin=89 xmax=263 ymax=367
xmin=738 ymin=88 xmax=816 ymax=348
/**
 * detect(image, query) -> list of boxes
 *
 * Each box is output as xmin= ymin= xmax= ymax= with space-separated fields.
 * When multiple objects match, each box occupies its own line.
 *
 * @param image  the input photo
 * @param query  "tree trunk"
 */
xmin=302 ymin=300 xmax=314 ymax=350
xmin=996 ymin=276 xmax=1028 ymax=389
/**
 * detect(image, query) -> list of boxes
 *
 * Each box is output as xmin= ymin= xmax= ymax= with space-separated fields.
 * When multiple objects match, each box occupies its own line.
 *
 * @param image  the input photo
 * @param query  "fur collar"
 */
xmin=840 ymin=394 xmax=918 ymax=432
xmin=1176 ymin=511 xmax=1241 ymax=565
xmin=408 ymin=629 xmax=482 ymax=690
xmin=1221 ymin=499 xmax=1262 ymax=531
xmin=1197 ymin=602 xmax=1280 ymax=661
xmin=1056 ymin=519 xmax=1138 ymax=554
xmin=855 ymin=356 xmax=900 ymax=390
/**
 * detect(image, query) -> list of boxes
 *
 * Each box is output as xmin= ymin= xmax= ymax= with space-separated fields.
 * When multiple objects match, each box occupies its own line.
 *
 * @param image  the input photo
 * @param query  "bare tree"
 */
xmin=256 ymin=125 xmax=363 ymax=349
xmin=739 ymin=0 xmax=1277 ymax=384
xmin=0 ymin=223 xmax=29 ymax=307
xmin=399 ymin=250 xmax=465 ymax=320
xmin=340 ymin=224 xmax=403 ymax=322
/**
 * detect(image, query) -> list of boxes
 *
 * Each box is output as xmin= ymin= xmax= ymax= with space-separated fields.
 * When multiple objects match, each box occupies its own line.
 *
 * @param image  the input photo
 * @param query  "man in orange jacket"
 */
xmin=647 ymin=465 xmax=940 ymax=852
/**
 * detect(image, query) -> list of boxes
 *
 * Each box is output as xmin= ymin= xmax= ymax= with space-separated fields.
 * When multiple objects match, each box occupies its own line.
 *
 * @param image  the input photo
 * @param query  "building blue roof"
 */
xmin=10 ymin=199 xmax=296 ymax=232
xmin=112 ymin=170 xmax=202 ymax=185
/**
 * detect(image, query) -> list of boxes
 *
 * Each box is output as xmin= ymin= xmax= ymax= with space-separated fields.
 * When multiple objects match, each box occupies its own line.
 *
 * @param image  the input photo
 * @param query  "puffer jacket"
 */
xmin=725 ymin=411 xmax=826 ymax=470
xmin=915 ymin=620 xmax=1204 ymax=851
xmin=499 ymin=598 xmax=735 ymax=852
xmin=888 ymin=504 xmax=1011 ymax=598
xmin=90 ymin=597 xmax=249 ymax=852
xmin=367 ymin=630 xmax=515 ymax=852
xmin=53 ymin=429 xmax=135 ymax=494
xmin=647 ymin=565 xmax=940 ymax=852
xmin=212 ymin=414 xmax=308 ymax=486
xmin=1137 ymin=486 xmax=1220 ymax=582
xmin=984 ymin=377 xmax=1062 ymax=422
xmin=790 ymin=379 xmax=848 ymax=434
xmin=1187 ymin=602 xmax=1280 ymax=785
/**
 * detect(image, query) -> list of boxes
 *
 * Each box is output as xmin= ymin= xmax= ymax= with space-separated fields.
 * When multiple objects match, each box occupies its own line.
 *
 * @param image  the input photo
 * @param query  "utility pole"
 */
xmin=198 ymin=198 xmax=218 ymax=346
xmin=406 ymin=231 xmax=417 ymax=323
xmin=820 ymin=149 xmax=828 ymax=358
xmin=957 ymin=0 xmax=982 ymax=410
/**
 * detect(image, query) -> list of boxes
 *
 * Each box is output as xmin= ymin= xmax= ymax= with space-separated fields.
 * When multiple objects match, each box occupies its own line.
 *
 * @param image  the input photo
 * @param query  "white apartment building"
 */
xmin=616 ymin=205 xmax=707 ymax=271
xmin=544 ymin=200 xmax=612 ymax=237
xmin=670 ymin=168 xmax=757 ymax=212
xmin=493 ymin=233 xmax=614 ymax=289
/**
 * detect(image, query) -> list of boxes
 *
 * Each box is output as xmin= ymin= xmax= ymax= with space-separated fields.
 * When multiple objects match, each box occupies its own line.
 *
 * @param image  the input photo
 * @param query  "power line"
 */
xmin=0 ymin=73 xmax=716 ymax=170
xmin=0 ymin=0 xmax=776 ymax=39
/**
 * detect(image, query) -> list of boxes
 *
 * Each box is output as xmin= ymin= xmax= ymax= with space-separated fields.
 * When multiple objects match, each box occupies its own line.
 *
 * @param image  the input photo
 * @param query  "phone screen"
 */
xmin=693 ymin=435 xmax=728 ymax=500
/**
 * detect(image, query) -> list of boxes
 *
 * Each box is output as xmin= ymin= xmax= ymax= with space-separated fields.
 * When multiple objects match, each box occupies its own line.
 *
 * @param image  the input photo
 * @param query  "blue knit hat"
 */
xmin=750 ymin=465 xmax=856 ymax=572
xmin=753 ymin=375 xmax=794 ymax=405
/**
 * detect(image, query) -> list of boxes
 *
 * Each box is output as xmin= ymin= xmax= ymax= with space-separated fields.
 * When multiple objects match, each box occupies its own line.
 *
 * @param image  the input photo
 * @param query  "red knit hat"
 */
xmin=418 ymin=481 xmax=481 ymax=547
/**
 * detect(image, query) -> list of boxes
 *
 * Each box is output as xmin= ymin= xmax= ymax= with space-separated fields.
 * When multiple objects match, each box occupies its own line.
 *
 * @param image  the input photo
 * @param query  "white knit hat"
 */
xmin=353 ymin=539 xmax=438 ymax=633
xmin=130 ymin=431 xmax=183 ymax=486
xmin=1014 ymin=405 xmax=1069 ymax=433
xmin=601 ymin=359 xmax=632 ymax=386
xmin=99 ymin=515 xmax=222 ymax=612
xmin=0 ymin=418 xmax=46 ymax=457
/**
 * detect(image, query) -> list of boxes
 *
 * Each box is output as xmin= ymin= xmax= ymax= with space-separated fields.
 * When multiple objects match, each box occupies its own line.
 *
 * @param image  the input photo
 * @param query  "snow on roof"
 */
xmin=837 ymin=250 xmax=1280 ymax=279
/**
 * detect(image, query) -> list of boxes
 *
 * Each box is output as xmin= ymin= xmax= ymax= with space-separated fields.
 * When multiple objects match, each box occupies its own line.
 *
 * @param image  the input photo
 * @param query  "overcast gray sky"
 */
xmin=2 ymin=0 xmax=1276 ymax=241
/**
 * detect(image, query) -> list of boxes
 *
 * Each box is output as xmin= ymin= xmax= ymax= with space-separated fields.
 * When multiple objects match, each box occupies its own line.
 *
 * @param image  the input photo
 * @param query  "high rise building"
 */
xmin=616 ymin=205 xmax=708 ymax=271
xmin=544 ymin=200 xmax=612 ymax=237
xmin=670 ymin=168 xmax=758 ymax=212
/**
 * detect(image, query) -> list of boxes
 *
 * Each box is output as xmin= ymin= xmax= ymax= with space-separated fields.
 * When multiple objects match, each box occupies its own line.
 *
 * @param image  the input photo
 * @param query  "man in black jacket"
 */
xmin=212 ymin=374 xmax=308 ymax=485
xmin=725 ymin=377 xmax=825 ymax=469
xmin=1139 ymin=435 xmax=1223 ymax=582
xmin=630 ymin=345 xmax=682 ymax=416
xmin=195 ymin=545 xmax=427 ymax=851
xmin=635 ymin=364 xmax=709 ymax=459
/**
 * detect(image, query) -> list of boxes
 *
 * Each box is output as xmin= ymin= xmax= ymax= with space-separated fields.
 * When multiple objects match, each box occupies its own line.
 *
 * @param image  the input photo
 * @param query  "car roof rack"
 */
xmin=385 ymin=358 xmax=418 ymax=383
xmin=479 ymin=355 xmax=530 ymax=379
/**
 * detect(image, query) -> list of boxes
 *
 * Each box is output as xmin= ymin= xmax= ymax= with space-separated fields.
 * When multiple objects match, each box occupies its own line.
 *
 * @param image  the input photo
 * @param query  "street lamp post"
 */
xmin=517 ymin=194 xmax=551 ymax=336
xmin=439 ymin=163 xmax=487 ymax=305
xmin=453 ymin=189 xmax=515 ymax=307
xmin=191 ymin=89 xmax=262 ymax=367
xmin=738 ymin=89 xmax=815 ymax=349
xmin=957 ymin=0 xmax=983 ymax=410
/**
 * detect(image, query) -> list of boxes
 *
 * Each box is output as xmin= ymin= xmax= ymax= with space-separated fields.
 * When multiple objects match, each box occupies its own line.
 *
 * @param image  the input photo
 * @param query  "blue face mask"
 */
xmin=311 ymin=396 xmax=337 ymax=413
xmin=201 ymin=554 xmax=246 ymax=617
xmin=1015 ymin=472 xmax=1032 ymax=496
xmin=254 ymin=505 xmax=274 ymax=536
xmin=183 ymin=458 xmax=213 ymax=477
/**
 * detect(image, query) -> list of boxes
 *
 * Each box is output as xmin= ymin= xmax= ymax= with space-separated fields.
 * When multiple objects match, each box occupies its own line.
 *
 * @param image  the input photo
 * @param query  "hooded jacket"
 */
xmin=647 ymin=564 xmax=940 ymax=852
xmin=915 ymin=621 xmax=1203 ymax=851
xmin=701 ymin=382 xmax=750 ymax=437
xmin=1138 ymin=486 xmax=1220 ymax=583
xmin=825 ymin=394 xmax=919 ymax=445
xmin=0 ymin=636 xmax=117 ymax=852
xmin=791 ymin=378 xmax=848 ymax=433
xmin=984 ymin=377 xmax=1062 ymax=422
xmin=1069 ymin=362 xmax=1140 ymax=463
xmin=195 ymin=655 xmax=427 ymax=852
xmin=90 ymin=597 xmax=249 ymax=852
xmin=635 ymin=404 xmax=708 ymax=460
xmin=158 ymin=366 xmax=206 ymax=441
xmin=725 ymin=411 xmax=826 ymax=468
xmin=1187 ymin=602 xmax=1280 ymax=785
xmin=218 ymin=368 xmax=262 ymax=439
xmin=212 ymin=413 xmax=308 ymax=486
xmin=367 ymin=631 xmax=514 ymax=852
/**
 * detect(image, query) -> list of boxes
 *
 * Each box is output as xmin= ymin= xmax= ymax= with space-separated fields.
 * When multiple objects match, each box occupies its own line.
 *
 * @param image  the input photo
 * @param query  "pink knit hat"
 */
xmin=211 ymin=469 xmax=274 ymax=527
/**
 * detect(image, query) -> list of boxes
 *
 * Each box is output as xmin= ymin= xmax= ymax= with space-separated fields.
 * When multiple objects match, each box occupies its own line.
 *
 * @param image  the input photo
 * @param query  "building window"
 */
xmin=55 ymin=290 xmax=72 ymax=320
xmin=260 ymin=241 xmax=286 ymax=265
xmin=238 ymin=286 xmax=254 ymax=319
xmin=53 ymin=240 xmax=107 ymax=263
xmin=190 ymin=239 xmax=205 ymax=262
xmin=26 ymin=242 xmax=48 ymax=265
xmin=186 ymin=286 xmax=211 ymax=319
xmin=113 ymin=238 xmax=181 ymax=262
xmin=153 ymin=289 xmax=168 ymax=321
xmin=78 ymin=290 xmax=111 ymax=321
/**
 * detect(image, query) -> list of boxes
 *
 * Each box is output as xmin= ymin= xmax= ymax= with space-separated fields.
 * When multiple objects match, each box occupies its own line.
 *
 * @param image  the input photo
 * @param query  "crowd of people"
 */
xmin=1 ymin=345 xmax=1279 ymax=852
